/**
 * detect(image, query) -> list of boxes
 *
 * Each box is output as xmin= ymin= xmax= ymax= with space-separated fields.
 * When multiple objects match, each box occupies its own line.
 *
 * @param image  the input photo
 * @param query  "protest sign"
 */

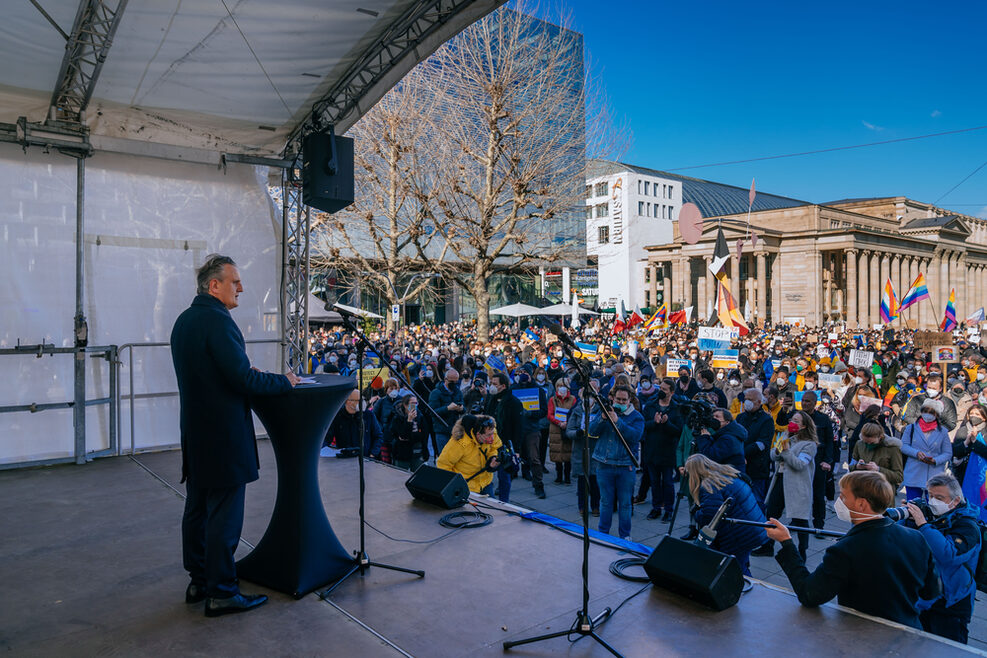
xmin=360 ymin=367 xmax=387 ymax=390
xmin=711 ymin=350 xmax=739 ymax=370
xmin=848 ymin=349 xmax=874 ymax=369
xmin=513 ymin=388 xmax=541 ymax=412
xmin=698 ymin=327 xmax=738 ymax=341
xmin=818 ymin=373 xmax=842 ymax=392
xmin=554 ymin=407 xmax=569 ymax=424
xmin=858 ymin=396 xmax=882 ymax=413
xmin=932 ymin=345 xmax=958 ymax=363
xmin=666 ymin=358 xmax=690 ymax=373
xmin=914 ymin=331 xmax=952 ymax=351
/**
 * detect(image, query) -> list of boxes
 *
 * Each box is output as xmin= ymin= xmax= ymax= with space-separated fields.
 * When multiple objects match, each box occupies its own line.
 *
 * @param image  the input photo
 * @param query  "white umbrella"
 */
xmin=539 ymin=303 xmax=599 ymax=316
xmin=332 ymin=302 xmax=384 ymax=319
xmin=489 ymin=302 xmax=545 ymax=317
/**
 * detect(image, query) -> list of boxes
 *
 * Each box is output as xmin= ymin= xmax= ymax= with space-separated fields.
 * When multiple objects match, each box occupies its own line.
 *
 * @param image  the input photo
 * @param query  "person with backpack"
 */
xmin=903 ymin=473 xmax=982 ymax=644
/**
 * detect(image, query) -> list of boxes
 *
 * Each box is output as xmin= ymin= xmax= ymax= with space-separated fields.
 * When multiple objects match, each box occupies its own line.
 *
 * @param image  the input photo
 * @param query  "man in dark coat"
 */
xmin=736 ymin=388 xmax=774 ymax=503
xmin=171 ymin=255 xmax=298 ymax=617
xmin=428 ymin=368 xmax=465 ymax=454
xmin=485 ymin=371 xmax=523 ymax=502
xmin=642 ymin=382 xmax=682 ymax=521
xmin=511 ymin=372 xmax=549 ymax=498
xmin=695 ymin=409 xmax=747 ymax=474
xmin=767 ymin=471 xmax=940 ymax=630
xmin=326 ymin=388 xmax=384 ymax=457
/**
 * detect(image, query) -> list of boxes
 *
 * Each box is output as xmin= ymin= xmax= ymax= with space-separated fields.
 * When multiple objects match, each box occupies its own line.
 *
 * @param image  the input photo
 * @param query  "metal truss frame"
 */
xmin=280 ymin=162 xmax=310 ymax=373
xmin=47 ymin=0 xmax=129 ymax=126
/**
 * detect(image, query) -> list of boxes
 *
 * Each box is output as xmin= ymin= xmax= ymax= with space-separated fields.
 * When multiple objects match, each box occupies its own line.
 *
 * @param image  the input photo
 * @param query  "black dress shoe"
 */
xmin=646 ymin=509 xmax=662 ymax=520
xmin=185 ymin=583 xmax=206 ymax=604
xmin=204 ymin=593 xmax=268 ymax=617
xmin=680 ymin=527 xmax=699 ymax=541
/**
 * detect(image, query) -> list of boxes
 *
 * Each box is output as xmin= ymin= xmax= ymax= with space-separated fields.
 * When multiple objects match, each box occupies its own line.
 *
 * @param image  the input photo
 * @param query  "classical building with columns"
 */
xmin=644 ymin=196 xmax=987 ymax=328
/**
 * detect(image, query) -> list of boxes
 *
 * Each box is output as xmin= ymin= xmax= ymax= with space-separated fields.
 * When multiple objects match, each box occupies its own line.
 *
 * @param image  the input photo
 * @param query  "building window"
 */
xmin=668 ymin=205 xmax=674 ymax=218
xmin=584 ymin=205 xmax=593 ymax=219
xmin=638 ymin=180 xmax=642 ymax=194
xmin=645 ymin=291 xmax=651 ymax=306
xmin=638 ymin=201 xmax=644 ymax=215
xmin=595 ymin=181 xmax=608 ymax=197
xmin=585 ymin=185 xmax=593 ymax=199
xmin=646 ymin=202 xmax=651 ymax=216
xmin=644 ymin=181 xmax=650 ymax=195
xmin=595 ymin=202 xmax=608 ymax=218
xmin=598 ymin=226 xmax=610 ymax=243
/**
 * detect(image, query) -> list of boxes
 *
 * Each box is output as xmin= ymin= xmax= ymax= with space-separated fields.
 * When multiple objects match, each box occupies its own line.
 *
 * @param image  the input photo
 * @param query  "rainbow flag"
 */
xmin=899 ymin=273 xmax=930 ymax=311
xmin=879 ymin=278 xmax=899 ymax=324
xmin=941 ymin=288 xmax=957 ymax=332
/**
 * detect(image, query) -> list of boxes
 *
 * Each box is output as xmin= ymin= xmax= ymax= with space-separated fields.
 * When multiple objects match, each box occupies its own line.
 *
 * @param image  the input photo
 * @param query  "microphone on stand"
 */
xmin=545 ymin=321 xmax=577 ymax=349
xmin=697 ymin=497 xmax=733 ymax=547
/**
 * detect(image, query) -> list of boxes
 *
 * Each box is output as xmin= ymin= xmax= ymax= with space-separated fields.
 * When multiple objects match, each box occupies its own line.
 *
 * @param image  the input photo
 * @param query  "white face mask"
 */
xmin=536 ymin=374 xmax=546 ymax=383
xmin=729 ymin=379 xmax=740 ymax=386
xmin=978 ymin=373 xmax=986 ymax=381
xmin=835 ymin=496 xmax=882 ymax=523
xmin=926 ymin=388 xmax=940 ymax=398
xmin=820 ymin=366 xmax=830 ymax=373
xmin=921 ymin=412 xmax=936 ymax=423
xmin=927 ymin=498 xmax=952 ymax=516
xmin=854 ymin=376 xmax=863 ymax=385
xmin=487 ymin=384 xmax=499 ymax=395
xmin=716 ymin=372 xmax=725 ymax=380
xmin=557 ymin=387 xmax=568 ymax=397
xmin=743 ymin=400 xmax=756 ymax=412
xmin=804 ymin=382 xmax=815 ymax=390
xmin=777 ymin=377 xmax=788 ymax=385
xmin=640 ymin=381 xmax=652 ymax=390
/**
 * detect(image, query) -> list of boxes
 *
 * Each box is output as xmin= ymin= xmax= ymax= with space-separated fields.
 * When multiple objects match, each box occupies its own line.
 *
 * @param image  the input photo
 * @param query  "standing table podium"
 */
xmin=237 ymin=374 xmax=356 ymax=598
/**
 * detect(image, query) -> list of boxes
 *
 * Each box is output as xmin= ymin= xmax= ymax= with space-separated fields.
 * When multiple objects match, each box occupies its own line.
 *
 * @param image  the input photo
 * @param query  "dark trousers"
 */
xmin=921 ymin=607 xmax=971 ymax=644
xmin=750 ymin=478 xmax=769 ymax=507
xmin=765 ymin=474 xmax=809 ymax=559
xmin=182 ymin=483 xmax=245 ymax=598
xmin=647 ymin=464 xmax=675 ymax=513
xmin=555 ymin=460 xmax=572 ymax=481
xmin=523 ymin=431 xmax=543 ymax=487
xmin=539 ymin=428 xmax=550 ymax=473
xmin=577 ymin=474 xmax=600 ymax=512
xmin=812 ymin=464 xmax=828 ymax=529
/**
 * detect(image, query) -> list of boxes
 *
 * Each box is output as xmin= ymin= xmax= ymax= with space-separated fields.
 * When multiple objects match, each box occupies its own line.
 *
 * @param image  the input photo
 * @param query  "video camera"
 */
xmin=678 ymin=397 xmax=719 ymax=434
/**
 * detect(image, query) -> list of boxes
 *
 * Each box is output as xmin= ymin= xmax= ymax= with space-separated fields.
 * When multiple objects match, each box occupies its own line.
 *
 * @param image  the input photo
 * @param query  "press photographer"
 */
xmin=436 ymin=415 xmax=503 ymax=495
xmin=693 ymin=406 xmax=747 ymax=474
xmin=898 ymin=473 xmax=982 ymax=644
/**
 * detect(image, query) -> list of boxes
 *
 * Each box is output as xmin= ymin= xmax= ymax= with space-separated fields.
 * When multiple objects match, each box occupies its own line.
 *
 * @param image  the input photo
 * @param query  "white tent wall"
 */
xmin=0 ymin=142 xmax=281 ymax=464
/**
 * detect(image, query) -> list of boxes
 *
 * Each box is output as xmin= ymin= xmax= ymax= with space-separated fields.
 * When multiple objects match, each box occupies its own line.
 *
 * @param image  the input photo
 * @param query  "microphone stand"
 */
xmin=724 ymin=518 xmax=846 ymax=539
xmin=319 ymin=313 xmax=425 ymax=599
xmin=504 ymin=324 xmax=638 ymax=657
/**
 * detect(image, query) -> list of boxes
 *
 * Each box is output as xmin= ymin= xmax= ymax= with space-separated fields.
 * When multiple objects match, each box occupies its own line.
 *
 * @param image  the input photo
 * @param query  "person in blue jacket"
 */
xmin=905 ymin=473 xmax=982 ymax=644
xmin=171 ymin=255 xmax=298 ymax=617
xmin=695 ymin=408 xmax=747 ymax=474
xmin=590 ymin=384 xmax=644 ymax=540
xmin=684 ymin=454 xmax=767 ymax=575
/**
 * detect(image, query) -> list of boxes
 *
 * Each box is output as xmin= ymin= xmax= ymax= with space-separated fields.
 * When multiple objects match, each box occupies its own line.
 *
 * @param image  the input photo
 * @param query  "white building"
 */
xmin=585 ymin=166 xmax=681 ymax=310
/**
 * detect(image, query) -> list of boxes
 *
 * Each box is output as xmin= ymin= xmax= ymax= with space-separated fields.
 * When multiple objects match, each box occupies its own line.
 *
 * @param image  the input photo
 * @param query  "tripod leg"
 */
xmin=589 ymin=631 xmax=624 ymax=657
xmin=503 ymin=627 xmax=575 ymax=650
xmin=318 ymin=561 xmax=361 ymax=599
xmin=366 ymin=561 xmax=425 ymax=578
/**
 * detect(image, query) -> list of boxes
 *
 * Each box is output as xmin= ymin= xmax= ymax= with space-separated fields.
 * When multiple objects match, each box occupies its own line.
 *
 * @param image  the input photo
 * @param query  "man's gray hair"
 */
xmin=927 ymin=472 xmax=964 ymax=503
xmin=196 ymin=254 xmax=236 ymax=295
xmin=743 ymin=387 xmax=763 ymax=405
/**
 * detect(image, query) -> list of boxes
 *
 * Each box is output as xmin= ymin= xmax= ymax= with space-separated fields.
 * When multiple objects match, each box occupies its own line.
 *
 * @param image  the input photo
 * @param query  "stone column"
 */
xmin=756 ymin=251 xmax=767 ymax=322
xmin=704 ymin=256 xmax=714 ymax=319
xmin=823 ymin=252 xmax=833 ymax=321
xmin=846 ymin=248 xmax=858 ymax=327
xmin=730 ymin=259 xmax=741 ymax=308
xmin=956 ymin=253 xmax=966 ymax=320
xmin=682 ymin=257 xmax=694 ymax=310
xmin=966 ymin=260 xmax=976 ymax=321
xmin=919 ymin=257 xmax=930 ymax=328
xmin=662 ymin=262 xmax=671 ymax=308
xmin=771 ymin=254 xmax=781 ymax=323
xmin=941 ymin=252 xmax=951 ymax=325
xmin=858 ymin=250 xmax=870 ymax=328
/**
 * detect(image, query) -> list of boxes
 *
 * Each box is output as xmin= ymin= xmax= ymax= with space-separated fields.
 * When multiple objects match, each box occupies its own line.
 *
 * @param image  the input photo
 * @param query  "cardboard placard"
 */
xmin=914 ymin=331 xmax=952 ymax=351
xmin=828 ymin=332 xmax=838 ymax=341
xmin=806 ymin=334 xmax=818 ymax=343
xmin=818 ymin=373 xmax=843 ymax=392
xmin=848 ymin=349 xmax=874 ymax=369
xmin=360 ymin=367 xmax=387 ymax=389
xmin=513 ymin=388 xmax=541 ymax=412
xmin=698 ymin=327 xmax=739 ymax=341
xmin=858 ymin=396 xmax=882 ymax=413
xmin=932 ymin=345 xmax=958 ymax=363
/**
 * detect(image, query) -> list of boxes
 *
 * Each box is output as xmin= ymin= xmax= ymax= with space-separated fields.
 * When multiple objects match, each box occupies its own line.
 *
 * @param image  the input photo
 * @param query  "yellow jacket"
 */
xmin=763 ymin=400 xmax=786 ymax=433
xmin=436 ymin=430 xmax=503 ymax=493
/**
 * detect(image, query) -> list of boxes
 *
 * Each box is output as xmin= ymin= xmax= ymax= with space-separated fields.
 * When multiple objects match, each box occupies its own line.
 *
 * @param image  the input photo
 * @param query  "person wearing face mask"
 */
xmin=483 ymin=372 xmax=522 ymax=503
xmin=737 ymin=388 xmax=774 ymax=504
xmin=389 ymin=394 xmax=430 ymax=471
xmin=903 ymin=473 xmax=982 ymax=644
xmin=636 ymin=375 xmax=659 ymax=407
xmin=533 ymin=367 xmax=555 ymax=474
xmin=766 ymin=471 xmax=940 ymax=630
xmin=642 ymin=379 xmax=683 ymax=521
xmin=674 ymin=367 xmax=700 ymax=401
xmin=721 ymin=370 xmax=744 ymax=408
xmin=902 ymin=373 xmax=958 ymax=432
xmin=695 ymin=370 xmax=728 ymax=408
xmin=437 ymin=415 xmax=503 ymax=495
xmin=949 ymin=405 xmax=987 ymax=485
xmin=590 ymin=385 xmax=644 ymax=540
xmin=841 ymin=368 xmax=880 ymax=439
xmin=695 ymin=408 xmax=747 ymax=474
xmin=772 ymin=365 xmax=798 ymax=397
xmin=759 ymin=410 xmax=817 ymax=561
xmin=373 ymin=379 xmax=402 ymax=463
xmin=849 ymin=422 xmax=903 ymax=490
xmin=901 ymin=399 xmax=953 ymax=502
xmin=428 ymin=368 xmax=465 ymax=455
xmin=547 ymin=381 xmax=577 ymax=484
xmin=326 ymin=389 xmax=384 ymax=458
xmin=947 ymin=378 xmax=975 ymax=440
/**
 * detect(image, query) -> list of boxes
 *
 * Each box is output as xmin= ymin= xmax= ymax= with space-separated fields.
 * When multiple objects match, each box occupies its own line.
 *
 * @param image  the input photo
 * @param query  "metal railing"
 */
xmin=0 ymin=338 xmax=280 ymax=469
xmin=0 ymin=343 xmax=118 ymax=470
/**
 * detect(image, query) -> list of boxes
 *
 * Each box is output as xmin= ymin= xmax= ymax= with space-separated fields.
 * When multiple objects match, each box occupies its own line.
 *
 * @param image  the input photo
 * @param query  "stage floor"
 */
xmin=1 ymin=443 xmax=982 ymax=657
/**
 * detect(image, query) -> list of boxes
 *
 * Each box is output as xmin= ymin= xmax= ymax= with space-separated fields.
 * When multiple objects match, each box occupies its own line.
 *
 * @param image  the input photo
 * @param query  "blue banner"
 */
xmin=513 ymin=387 xmax=541 ymax=412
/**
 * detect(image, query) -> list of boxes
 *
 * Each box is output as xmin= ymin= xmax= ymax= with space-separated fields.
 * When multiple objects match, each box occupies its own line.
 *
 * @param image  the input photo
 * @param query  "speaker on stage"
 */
xmin=302 ymin=130 xmax=354 ymax=213
xmin=405 ymin=465 xmax=470 ymax=509
xmin=644 ymin=536 xmax=744 ymax=611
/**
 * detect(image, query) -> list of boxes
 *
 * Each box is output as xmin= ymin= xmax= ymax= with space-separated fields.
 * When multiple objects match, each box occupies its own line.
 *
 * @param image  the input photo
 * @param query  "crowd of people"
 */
xmin=314 ymin=316 xmax=987 ymax=643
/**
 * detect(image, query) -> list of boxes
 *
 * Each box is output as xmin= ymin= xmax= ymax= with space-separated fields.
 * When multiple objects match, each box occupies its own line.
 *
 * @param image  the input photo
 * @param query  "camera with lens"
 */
xmin=495 ymin=445 xmax=518 ymax=476
xmin=884 ymin=498 xmax=934 ymax=523
xmin=678 ymin=397 xmax=719 ymax=434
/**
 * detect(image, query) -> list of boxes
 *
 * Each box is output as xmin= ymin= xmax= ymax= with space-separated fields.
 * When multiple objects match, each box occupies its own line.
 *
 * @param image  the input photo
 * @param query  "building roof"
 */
xmin=820 ymin=197 xmax=888 ymax=206
xmin=588 ymin=159 xmax=807 ymax=219
xmin=902 ymin=214 xmax=965 ymax=229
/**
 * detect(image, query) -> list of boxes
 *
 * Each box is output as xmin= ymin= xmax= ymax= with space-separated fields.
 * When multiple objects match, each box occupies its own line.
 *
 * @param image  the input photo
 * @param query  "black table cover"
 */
xmin=237 ymin=374 xmax=356 ymax=598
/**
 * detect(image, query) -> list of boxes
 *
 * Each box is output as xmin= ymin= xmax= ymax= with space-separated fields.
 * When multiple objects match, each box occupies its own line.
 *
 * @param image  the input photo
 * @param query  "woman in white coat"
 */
xmin=767 ymin=410 xmax=818 ymax=562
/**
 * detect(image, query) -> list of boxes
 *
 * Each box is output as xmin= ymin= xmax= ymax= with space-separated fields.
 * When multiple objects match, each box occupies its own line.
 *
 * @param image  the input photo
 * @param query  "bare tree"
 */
xmin=412 ymin=3 xmax=628 ymax=341
xmin=310 ymin=66 xmax=447 ymax=332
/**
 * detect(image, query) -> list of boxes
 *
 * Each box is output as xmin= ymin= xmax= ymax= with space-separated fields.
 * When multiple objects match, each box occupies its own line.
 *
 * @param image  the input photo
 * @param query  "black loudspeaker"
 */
xmin=643 ymin=536 xmax=744 ymax=611
xmin=405 ymin=465 xmax=470 ymax=509
xmin=302 ymin=131 xmax=354 ymax=213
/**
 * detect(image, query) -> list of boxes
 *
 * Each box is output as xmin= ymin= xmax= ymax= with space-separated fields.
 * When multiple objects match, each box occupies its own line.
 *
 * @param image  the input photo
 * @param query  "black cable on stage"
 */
xmin=439 ymin=509 xmax=493 ymax=529
xmin=364 ymin=520 xmax=460 ymax=545
xmin=608 ymin=556 xmax=651 ymax=583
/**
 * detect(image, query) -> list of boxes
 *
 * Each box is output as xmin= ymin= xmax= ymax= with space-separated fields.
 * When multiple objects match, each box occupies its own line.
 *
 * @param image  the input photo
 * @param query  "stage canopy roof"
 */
xmin=0 ymin=0 xmax=503 ymax=157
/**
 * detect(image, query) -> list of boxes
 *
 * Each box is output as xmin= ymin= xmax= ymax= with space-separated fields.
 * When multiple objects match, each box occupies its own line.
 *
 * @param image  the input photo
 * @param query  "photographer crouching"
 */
xmin=898 ymin=473 xmax=982 ymax=644
xmin=437 ymin=415 xmax=506 ymax=496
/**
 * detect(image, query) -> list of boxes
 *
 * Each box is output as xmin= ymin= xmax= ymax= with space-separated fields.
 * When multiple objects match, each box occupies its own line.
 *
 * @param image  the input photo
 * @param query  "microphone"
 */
xmin=545 ymin=321 xmax=577 ymax=349
xmin=697 ymin=497 xmax=733 ymax=547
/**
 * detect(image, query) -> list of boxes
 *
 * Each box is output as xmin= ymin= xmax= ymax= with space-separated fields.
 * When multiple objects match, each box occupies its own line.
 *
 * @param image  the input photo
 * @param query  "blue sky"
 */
xmin=536 ymin=1 xmax=987 ymax=217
